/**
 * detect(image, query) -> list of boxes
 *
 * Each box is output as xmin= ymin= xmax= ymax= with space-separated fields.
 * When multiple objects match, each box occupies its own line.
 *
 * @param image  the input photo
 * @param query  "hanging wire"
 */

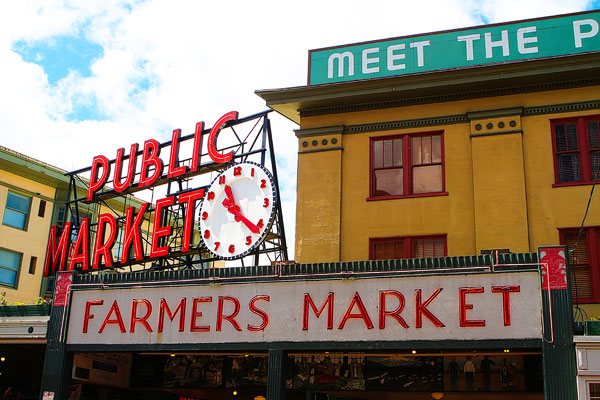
xmin=571 ymin=163 xmax=600 ymax=321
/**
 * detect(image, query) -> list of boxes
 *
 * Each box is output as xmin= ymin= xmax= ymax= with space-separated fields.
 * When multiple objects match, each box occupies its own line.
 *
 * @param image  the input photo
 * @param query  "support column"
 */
xmin=267 ymin=349 xmax=287 ymax=400
xmin=40 ymin=272 xmax=74 ymax=400
xmin=538 ymin=247 xmax=577 ymax=400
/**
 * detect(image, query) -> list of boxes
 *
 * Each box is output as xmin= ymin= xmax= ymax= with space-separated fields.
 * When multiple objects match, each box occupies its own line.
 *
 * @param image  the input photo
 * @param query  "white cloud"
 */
xmin=0 ymin=0 xmax=595 ymax=260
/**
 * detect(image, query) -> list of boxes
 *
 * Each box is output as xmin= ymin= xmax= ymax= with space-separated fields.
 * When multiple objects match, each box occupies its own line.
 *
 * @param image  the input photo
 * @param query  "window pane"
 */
xmin=374 ymin=169 xmax=403 ymax=196
xmin=590 ymin=382 xmax=600 ymax=398
xmin=591 ymin=151 xmax=600 ymax=179
xmin=6 ymin=192 xmax=30 ymax=213
xmin=414 ymin=239 xmax=446 ymax=258
xmin=383 ymin=140 xmax=393 ymax=167
xmin=422 ymin=136 xmax=432 ymax=163
xmin=432 ymin=135 xmax=441 ymax=163
xmin=0 ymin=250 xmax=21 ymax=271
xmin=588 ymin=120 xmax=600 ymax=149
xmin=374 ymin=141 xmax=383 ymax=168
xmin=393 ymin=139 xmax=402 ymax=166
xmin=563 ymin=230 xmax=592 ymax=299
xmin=555 ymin=123 xmax=579 ymax=152
xmin=2 ymin=209 xmax=27 ymax=229
xmin=558 ymin=153 xmax=581 ymax=182
xmin=413 ymin=165 xmax=442 ymax=194
xmin=373 ymin=240 xmax=404 ymax=260
xmin=412 ymin=137 xmax=422 ymax=165
xmin=0 ymin=268 xmax=17 ymax=287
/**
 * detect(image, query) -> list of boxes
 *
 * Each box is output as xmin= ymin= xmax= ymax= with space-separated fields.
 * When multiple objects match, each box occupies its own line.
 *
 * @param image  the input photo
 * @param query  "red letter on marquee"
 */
xmin=83 ymin=300 xmax=104 ymax=333
xmin=121 ymin=203 xmax=148 ymax=263
xmin=92 ymin=213 xmax=117 ymax=268
xmin=190 ymin=297 xmax=212 ymax=332
xmin=207 ymin=111 xmax=238 ymax=164
xmin=492 ymin=286 xmax=520 ymax=326
xmin=459 ymin=287 xmax=486 ymax=327
xmin=338 ymin=292 xmax=374 ymax=330
xmin=217 ymin=296 xmax=242 ymax=331
xmin=177 ymin=189 xmax=205 ymax=252
xmin=158 ymin=298 xmax=186 ymax=332
xmin=68 ymin=218 xmax=90 ymax=271
xmin=113 ymin=144 xmax=138 ymax=192
xmin=168 ymin=129 xmax=188 ymax=179
xmin=303 ymin=293 xmax=334 ymax=330
xmin=99 ymin=300 xmax=126 ymax=333
xmin=150 ymin=196 xmax=174 ymax=258
xmin=190 ymin=122 xmax=205 ymax=172
xmin=130 ymin=299 xmax=153 ymax=333
xmin=248 ymin=295 xmax=270 ymax=332
xmin=139 ymin=139 xmax=164 ymax=188
xmin=44 ymin=222 xmax=72 ymax=276
xmin=379 ymin=290 xmax=409 ymax=329
xmin=87 ymin=155 xmax=110 ymax=201
xmin=415 ymin=288 xmax=445 ymax=328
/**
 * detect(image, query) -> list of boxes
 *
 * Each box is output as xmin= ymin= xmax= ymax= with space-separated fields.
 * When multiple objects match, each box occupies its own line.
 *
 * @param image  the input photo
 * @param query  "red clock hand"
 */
xmin=228 ymin=208 xmax=260 ymax=234
xmin=225 ymin=185 xmax=235 ymax=204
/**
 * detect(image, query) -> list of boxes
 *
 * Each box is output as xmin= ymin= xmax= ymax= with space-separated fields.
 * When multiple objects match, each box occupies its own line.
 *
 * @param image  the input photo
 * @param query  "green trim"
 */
xmin=302 ymin=99 xmax=600 ymax=136
xmin=72 ymin=252 xmax=540 ymax=287
xmin=470 ymin=130 xmax=523 ymax=138
xmin=299 ymin=146 xmax=343 ymax=154
xmin=66 ymin=338 xmax=541 ymax=353
xmin=0 ymin=180 xmax=55 ymax=202
xmin=345 ymin=114 xmax=467 ymax=134
xmin=295 ymin=125 xmax=344 ymax=138
xmin=0 ymin=304 xmax=51 ymax=316
xmin=467 ymin=107 xmax=524 ymax=120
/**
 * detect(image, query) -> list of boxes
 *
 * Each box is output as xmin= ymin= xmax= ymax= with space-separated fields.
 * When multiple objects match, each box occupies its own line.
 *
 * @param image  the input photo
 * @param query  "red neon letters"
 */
xmin=86 ymin=111 xmax=238 ymax=200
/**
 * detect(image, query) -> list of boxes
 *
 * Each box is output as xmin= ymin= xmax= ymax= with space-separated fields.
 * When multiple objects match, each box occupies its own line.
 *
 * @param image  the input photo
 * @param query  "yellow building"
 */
xmin=257 ymin=12 xmax=600 ymax=317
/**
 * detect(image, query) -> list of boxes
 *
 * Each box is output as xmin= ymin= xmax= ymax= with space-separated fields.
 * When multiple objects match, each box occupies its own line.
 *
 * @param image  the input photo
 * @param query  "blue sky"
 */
xmin=1 ymin=0 xmax=598 ymax=257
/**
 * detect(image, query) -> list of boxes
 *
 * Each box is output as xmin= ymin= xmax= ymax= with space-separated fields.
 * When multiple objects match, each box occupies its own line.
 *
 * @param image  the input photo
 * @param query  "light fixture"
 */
xmin=504 ymin=349 xmax=510 ymax=353
xmin=1 ymin=357 xmax=5 ymax=362
xmin=170 ymin=354 xmax=175 ymax=357
xmin=244 ymin=354 xmax=249 ymax=357
xmin=233 ymin=390 xmax=238 ymax=396
xmin=411 ymin=350 xmax=417 ymax=354
xmin=431 ymin=392 xmax=444 ymax=399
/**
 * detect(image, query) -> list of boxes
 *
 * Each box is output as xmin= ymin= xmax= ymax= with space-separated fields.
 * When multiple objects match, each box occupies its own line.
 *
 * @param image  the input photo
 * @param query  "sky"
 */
xmin=1 ymin=0 xmax=599 ymax=260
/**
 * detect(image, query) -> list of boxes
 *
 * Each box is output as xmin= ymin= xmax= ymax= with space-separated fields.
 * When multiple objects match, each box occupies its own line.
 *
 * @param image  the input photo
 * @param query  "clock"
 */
xmin=199 ymin=162 xmax=276 ymax=259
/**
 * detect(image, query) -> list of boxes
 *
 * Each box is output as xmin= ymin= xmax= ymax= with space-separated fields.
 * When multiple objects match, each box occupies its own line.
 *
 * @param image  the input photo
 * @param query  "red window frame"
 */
xmin=559 ymin=226 xmax=600 ymax=303
xmin=369 ymin=131 xmax=446 ymax=200
xmin=551 ymin=115 xmax=600 ymax=186
xmin=369 ymin=235 xmax=447 ymax=260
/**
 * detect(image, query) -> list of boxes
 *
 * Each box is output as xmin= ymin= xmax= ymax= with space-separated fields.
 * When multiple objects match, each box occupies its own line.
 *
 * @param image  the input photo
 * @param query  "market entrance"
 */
xmin=67 ymin=350 xmax=543 ymax=400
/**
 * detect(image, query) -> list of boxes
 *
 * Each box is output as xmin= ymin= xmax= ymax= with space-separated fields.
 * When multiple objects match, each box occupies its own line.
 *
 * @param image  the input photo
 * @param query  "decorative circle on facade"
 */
xmin=510 ymin=120 xmax=517 ymax=127
xmin=331 ymin=138 xmax=338 ymax=144
xmin=312 ymin=140 xmax=318 ymax=146
xmin=302 ymin=141 xmax=308 ymax=147
xmin=475 ymin=124 xmax=482 ymax=131
xmin=498 ymin=121 xmax=505 ymax=128
xmin=322 ymin=139 xmax=328 ymax=145
xmin=486 ymin=122 xmax=493 ymax=129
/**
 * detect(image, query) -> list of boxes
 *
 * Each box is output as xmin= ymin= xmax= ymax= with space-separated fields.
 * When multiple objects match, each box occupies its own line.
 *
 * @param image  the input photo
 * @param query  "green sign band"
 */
xmin=308 ymin=10 xmax=600 ymax=85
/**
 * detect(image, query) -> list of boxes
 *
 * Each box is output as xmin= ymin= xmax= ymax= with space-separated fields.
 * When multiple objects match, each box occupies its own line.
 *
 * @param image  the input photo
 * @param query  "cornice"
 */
xmin=299 ymin=77 xmax=600 ymax=118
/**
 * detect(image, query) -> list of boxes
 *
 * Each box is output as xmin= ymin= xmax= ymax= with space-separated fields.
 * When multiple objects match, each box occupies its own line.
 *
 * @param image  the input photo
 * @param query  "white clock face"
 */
xmin=199 ymin=162 xmax=276 ymax=259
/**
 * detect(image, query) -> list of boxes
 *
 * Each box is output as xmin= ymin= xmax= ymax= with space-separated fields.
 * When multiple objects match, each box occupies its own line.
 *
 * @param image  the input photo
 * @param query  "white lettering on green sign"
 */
xmin=309 ymin=10 xmax=600 ymax=85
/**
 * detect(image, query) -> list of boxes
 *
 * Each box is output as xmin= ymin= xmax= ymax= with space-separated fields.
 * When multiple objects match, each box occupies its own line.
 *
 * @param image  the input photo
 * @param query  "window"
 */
xmin=370 ymin=132 xmax=444 ymax=198
xmin=38 ymin=200 xmax=46 ymax=218
xmin=2 ymin=192 xmax=31 ymax=230
xmin=552 ymin=116 xmax=600 ymax=184
xmin=590 ymin=382 xmax=600 ymax=400
xmin=560 ymin=227 xmax=600 ymax=301
xmin=370 ymin=236 xmax=447 ymax=260
xmin=29 ymin=256 xmax=37 ymax=275
xmin=0 ymin=249 xmax=22 ymax=288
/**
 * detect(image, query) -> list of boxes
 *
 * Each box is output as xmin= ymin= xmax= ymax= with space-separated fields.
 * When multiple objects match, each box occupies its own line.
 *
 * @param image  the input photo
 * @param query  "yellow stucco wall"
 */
xmin=295 ymin=84 xmax=600 ymax=267
xmin=0 ymin=170 xmax=55 ymax=304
